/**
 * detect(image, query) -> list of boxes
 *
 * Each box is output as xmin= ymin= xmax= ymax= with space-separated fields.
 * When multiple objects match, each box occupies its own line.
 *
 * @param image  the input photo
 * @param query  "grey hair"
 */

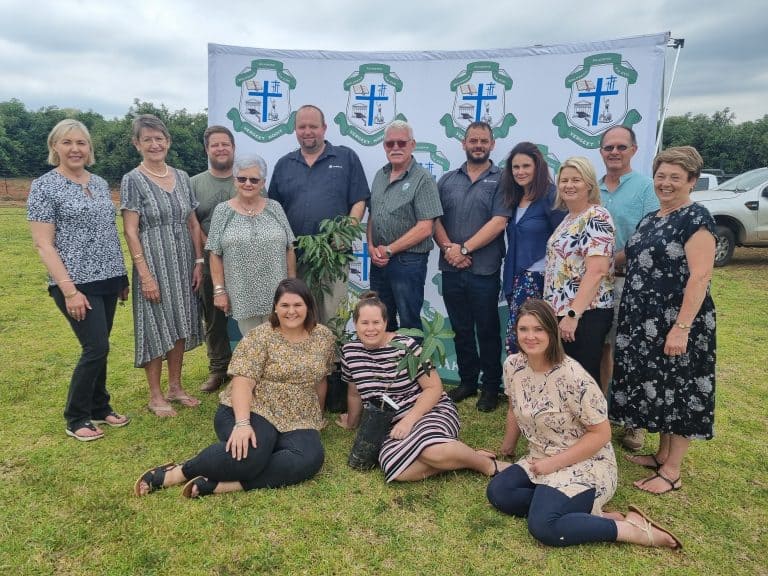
xmin=385 ymin=120 xmax=414 ymax=140
xmin=232 ymin=154 xmax=268 ymax=179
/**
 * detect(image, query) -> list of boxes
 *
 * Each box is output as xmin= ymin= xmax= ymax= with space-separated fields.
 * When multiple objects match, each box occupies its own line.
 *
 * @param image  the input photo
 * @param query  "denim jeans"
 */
xmin=487 ymin=465 xmax=617 ymax=547
xmin=442 ymin=270 xmax=502 ymax=393
xmin=182 ymin=405 xmax=324 ymax=490
xmin=51 ymin=287 xmax=118 ymax=429
xmin=369 ymin=252 xmax=428 ymax=332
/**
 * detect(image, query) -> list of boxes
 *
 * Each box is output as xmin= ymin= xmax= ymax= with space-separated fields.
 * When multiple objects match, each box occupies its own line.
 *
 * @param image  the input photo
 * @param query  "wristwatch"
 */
xmin=385 ymin=246 xmax=393 ymax=258
xmin=460 ymin=244 xmax=470 ymax=256
xmin=566 ymin=307 xmax=582 ymax=319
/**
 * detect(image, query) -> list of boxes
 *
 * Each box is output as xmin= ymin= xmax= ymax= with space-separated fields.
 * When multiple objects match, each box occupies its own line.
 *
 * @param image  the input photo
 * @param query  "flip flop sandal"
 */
xmin=65 ymin=421 xmax=104 ymax=442
xmin=625 ymin=453 xmax=662 ymax=470
xmin=637 ymin=470 xmax=682 ymax=495
xmin=148 ymin=403 xmax=177 ymax=417
xmin=134 ymin=462 xmax=177 ymax=496
xmin=181 ymin=476 xmax=219 ymax=499
xmin=627 ymin=504 xmax=683 ymax=550
xmin=92 ymin=412 xmax=131 ymax=428
xmin=166 ymin=394 xmax=201 ymax=407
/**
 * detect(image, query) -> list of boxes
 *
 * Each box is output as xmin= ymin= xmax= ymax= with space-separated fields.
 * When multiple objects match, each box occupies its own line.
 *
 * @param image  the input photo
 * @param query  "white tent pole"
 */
xmin=656 ymin=38 xmax=685 ymax=152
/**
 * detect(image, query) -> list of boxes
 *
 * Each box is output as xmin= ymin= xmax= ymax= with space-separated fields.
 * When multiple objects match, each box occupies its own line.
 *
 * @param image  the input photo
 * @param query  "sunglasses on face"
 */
xmin=601 ymin=144 xmax=630 ymax=152
xmin=235 ymin=176 xmax=263 ymax=184
xmin=384 ymin=139 xmax=411 ymax=149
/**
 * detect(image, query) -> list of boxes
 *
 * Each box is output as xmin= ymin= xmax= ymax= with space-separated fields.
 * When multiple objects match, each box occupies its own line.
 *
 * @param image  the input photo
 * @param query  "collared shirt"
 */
xmin=599 ymin=171 xmax=658 ymax=252
xmin=369 ymin=158 xmax=443 ymax=253
xmin=191 ymin=171 xmax=235 ymax=236
xmin=268 ymin=141 xmax=370 ymax=237
xmin=437 ymin=162 xmax=511 ymax=275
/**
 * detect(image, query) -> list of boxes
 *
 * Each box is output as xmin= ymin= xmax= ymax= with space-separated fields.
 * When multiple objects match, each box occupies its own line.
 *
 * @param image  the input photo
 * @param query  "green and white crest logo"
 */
xmin=413 ymin=143 xmax=451 ymax=182
xmin=334 ymin=63 xmax=406 ymax=146
xmin=440 ymin=61 xmax=517 ymax=141
xmin=552 ymin=53 xmax=642 ymax=148
xmin=226 ymin=59 xmax=297 ymax=143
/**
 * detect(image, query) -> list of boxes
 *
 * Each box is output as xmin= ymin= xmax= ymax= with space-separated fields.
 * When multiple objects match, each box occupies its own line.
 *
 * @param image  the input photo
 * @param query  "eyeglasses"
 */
xmin=384 ymin=139 xmax=411 ymax=149
xmin=601 ymin=144 xmax=630 ymax=152
xmin=235 ymin=176 xmax=263 ymax=185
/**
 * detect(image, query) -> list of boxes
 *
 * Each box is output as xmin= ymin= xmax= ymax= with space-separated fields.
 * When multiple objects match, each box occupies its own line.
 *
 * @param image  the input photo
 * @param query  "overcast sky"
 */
xmin=1 ymin=0 xmax=764 ymax=122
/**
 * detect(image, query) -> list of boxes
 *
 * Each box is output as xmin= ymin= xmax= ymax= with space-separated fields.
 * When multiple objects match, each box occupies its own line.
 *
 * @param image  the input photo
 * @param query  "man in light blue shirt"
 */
xmin=599 ymin=125 xmax=659 ymax=451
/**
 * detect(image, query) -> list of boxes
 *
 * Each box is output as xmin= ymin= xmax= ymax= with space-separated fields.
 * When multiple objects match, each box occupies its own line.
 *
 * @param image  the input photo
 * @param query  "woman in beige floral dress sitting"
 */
xmin=134 ymin=279 xmax=335 ymax=498
xmin=487 ymin=299 xmax=682 ymax=550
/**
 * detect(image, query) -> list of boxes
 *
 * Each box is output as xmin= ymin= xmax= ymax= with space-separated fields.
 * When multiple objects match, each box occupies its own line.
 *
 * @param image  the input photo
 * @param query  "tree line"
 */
xmin=1 ymin=98 xmax=767 ymax=183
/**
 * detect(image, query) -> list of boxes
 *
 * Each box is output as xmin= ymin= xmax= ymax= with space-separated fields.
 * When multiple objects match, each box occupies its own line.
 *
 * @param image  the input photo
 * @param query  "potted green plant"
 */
xmin=295 ymin=215 xmax=364 ymax=413
xmin=390 ymin=310 xmax=454 ymax=379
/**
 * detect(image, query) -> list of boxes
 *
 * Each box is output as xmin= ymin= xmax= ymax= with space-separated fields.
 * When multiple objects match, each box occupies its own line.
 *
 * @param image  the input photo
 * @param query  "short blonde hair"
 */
xmin=653 ymin=146 xmax=703 ymax=181
xmin=47 ymin=119 xmax=95 ymax=166
xmin=555 ymin=156 xmax=601 ymax=209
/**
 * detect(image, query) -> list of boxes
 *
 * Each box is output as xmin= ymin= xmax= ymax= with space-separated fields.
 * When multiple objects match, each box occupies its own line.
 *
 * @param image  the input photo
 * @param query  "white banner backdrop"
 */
xmin=209 ymin=33 xmax=668 ymax=379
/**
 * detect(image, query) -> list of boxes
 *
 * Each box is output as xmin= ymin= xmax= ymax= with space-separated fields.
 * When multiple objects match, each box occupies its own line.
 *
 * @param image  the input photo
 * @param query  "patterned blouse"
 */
xmin=544 ymin=204 xmax=615 ymax=315
xmin=205 ymin=200 xmax=295 ymax=320
xmin=221 ymin=322 xmax=335 ymax=432
xmin=504 ymin=353 xmax=617 ymax=513
xmin=27 ymin=169 xmax=127 ymax=285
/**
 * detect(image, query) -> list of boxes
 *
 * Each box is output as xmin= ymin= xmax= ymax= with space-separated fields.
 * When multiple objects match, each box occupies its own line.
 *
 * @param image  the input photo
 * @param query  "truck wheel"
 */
xmin=713 ymin=225 xmax=735 ymax=267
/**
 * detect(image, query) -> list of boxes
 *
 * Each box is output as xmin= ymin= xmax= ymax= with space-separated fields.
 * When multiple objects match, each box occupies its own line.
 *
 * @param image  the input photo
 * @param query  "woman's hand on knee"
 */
xmin=225 ymin=426 xmax=257 ymax=461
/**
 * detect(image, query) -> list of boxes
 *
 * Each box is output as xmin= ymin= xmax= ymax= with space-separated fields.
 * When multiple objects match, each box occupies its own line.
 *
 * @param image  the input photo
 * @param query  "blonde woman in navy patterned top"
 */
xmin=121 ymin=114 xmax=204 ymax=417
xmin=28 ymin=119 xmax=130 ymax=441
xmin=337 ymin=292 xmax=511 ymax=482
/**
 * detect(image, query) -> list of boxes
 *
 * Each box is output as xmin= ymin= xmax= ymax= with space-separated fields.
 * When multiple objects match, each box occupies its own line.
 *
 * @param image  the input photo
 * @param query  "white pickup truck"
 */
xmin=691 ymin=167 xmax=768 ymax=266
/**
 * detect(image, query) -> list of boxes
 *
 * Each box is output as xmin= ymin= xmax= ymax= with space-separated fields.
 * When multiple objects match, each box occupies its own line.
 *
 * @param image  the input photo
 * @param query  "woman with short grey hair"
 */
xmin=206 ymin=154 xmax=296 ymax=335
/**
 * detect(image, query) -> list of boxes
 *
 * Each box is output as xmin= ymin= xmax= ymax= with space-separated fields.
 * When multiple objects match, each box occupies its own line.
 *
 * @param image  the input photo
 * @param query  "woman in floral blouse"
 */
xmin=28 ymin=119 xmax=130 ymax=442
xmin=544 ymin=157 xmax=615 ymax=385
xmin=134 ymin=278 xmax=335 ymax=498
xmin=487 ymin=299 xmax=681 ymax=550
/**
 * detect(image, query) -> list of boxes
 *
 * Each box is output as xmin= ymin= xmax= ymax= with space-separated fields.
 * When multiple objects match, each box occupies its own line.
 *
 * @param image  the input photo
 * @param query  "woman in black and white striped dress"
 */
xmin=338 ymin=292 xmax=510 ymax=482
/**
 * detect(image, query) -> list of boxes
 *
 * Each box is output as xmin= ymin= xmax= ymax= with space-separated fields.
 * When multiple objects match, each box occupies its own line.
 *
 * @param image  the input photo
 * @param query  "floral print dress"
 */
xmin=504 ymin=354 xmax=617 ymax=514
xmin=609 ymin=203 xmax=716 ymax=439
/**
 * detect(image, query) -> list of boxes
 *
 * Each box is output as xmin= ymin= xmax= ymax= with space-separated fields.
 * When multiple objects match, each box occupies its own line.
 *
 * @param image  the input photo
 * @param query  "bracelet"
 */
xmin=213 ymin=284 xmax=226 ymax=290
xmin=57 ymin=279 xmax=74 ymax=285
xmin=132 ymin=252 xmax=145 ymax=262
xmin=233 ymin=419 xmax=251 ymax=429
xmin=63 ymin=290 xmax=79 ymax=299
xmin=195 ymin=258 xmax=205 ymax=264
xmin=675 ymin=322 xmax=691 ymax=330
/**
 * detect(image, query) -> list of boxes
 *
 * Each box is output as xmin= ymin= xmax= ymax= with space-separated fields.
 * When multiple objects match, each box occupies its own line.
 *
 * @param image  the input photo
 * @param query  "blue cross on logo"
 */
xmin=462 ymin=83 xmax=497 ymax=122
xmin=247 ymin=80 xmax=283 ymax=123
xmin=578 ymin=76 xmax=619 ymax=127
xmin=356 ymin=84 xmax=389 ymax=127
xmin=353 ymin=241 xmax=370 ymax=282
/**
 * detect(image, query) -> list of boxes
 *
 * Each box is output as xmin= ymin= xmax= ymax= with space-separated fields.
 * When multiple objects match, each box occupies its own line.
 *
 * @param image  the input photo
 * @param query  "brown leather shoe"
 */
xmin=200 ymin=373 xmax=227 ymax=393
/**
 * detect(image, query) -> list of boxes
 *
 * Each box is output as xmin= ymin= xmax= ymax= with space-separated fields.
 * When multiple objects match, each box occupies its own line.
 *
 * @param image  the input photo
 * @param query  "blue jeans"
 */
xmin=51 ymin=287 xmax=118 ymax=430
xmin=369 ymin=252 xmax=428 ymax=332
xmin=487 ymin=465 xmax=617 ymax=547
xmin=442 ymin=270 xmax=502 ymax=393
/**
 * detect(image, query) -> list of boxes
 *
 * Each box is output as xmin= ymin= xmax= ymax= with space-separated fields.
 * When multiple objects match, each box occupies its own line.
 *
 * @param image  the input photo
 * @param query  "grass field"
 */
xmin=0 ymin=205 xmax=766 ymax=575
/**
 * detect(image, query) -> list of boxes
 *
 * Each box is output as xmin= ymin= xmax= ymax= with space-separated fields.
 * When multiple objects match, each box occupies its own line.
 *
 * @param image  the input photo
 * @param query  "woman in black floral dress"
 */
xmin=609 ymin=146 xmax=716 ymax=495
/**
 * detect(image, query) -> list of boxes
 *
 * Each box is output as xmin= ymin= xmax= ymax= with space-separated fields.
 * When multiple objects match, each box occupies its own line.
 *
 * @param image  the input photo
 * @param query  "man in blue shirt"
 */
xmin=268 ymin=105 xmax=370 ymax=323
xmin=599 ymin=125 xmax=659 ymax=450
xmin=435 ymin=122 xmax=512 ymax=412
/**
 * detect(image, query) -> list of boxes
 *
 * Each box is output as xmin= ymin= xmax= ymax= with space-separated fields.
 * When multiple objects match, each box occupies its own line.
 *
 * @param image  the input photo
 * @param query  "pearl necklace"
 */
xmin=141 ymin=162 xmax=169 ymax=178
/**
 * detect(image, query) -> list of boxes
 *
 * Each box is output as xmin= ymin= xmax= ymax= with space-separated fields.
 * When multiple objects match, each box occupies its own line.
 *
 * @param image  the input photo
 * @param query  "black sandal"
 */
xmin=181 ymin=476 xmax=219 ymax=499
xmin=636 ymin=470 xmax=682 ymax=495
xmin=133 ymin=462 xmax=177 ymax=496
xmin=625 ymin=453 xmax=662 ymax=470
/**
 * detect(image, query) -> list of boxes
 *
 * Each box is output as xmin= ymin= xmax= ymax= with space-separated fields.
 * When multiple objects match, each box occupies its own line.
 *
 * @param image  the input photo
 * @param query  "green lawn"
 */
xmin=0 ymin=206 xmax=766 ymax=575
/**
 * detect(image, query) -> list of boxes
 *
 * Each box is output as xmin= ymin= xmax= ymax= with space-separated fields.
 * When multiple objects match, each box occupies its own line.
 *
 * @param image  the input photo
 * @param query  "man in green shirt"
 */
xmin=191 ymin=126 xmax=236 ymax=392
xmin=367 ymin=120 xmax=443 ymax=331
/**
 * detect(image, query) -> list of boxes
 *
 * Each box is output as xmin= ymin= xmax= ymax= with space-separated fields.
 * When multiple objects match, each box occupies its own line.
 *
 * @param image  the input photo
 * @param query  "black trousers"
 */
xmin=561 ymin=308 xmax=613 ymax=384
xmin=182 ymin=405 xmax=324 ymax=490
xmin=51 ymin=287 xmax=118 ymax=429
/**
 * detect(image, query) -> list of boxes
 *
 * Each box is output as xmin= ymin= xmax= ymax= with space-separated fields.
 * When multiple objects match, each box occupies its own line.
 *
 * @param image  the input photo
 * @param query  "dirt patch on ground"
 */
xmin=0 ymin=177 xmax=120 ymax=205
